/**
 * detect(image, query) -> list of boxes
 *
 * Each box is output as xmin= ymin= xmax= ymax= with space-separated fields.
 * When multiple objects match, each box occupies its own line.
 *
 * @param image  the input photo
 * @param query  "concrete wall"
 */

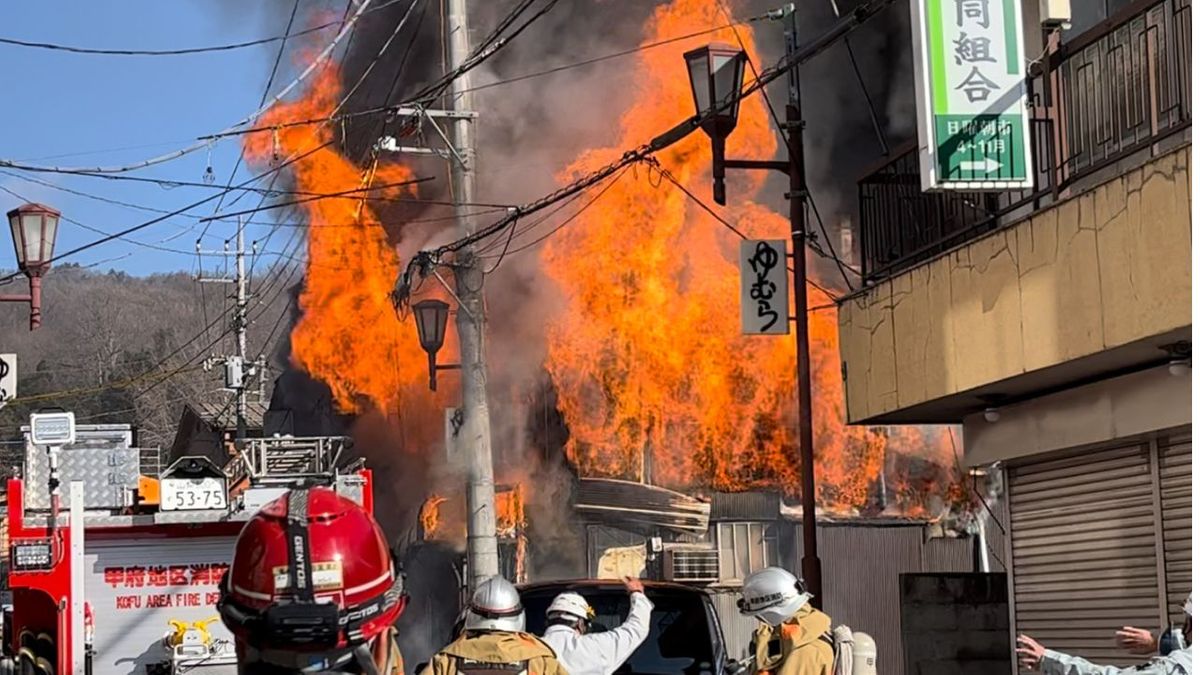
xmin=838 ymin=146 xmax=1191 ymax=423
xmin=900 ymin=573 xmax=1011 ymax=674
xmin=963 ymin=366 xmax=1192 ymax=465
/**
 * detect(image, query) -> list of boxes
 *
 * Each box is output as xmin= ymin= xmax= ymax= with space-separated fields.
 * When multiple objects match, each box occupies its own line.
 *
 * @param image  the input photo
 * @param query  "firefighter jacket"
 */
xmin=1040 ymin=647 xmax=1192 ymax=675
xmin=541 ymin=591 xmax=654 ymax=675
xmin=751 ymin=605 xmax=836 ymax=675
xmin=421 ymin=631 xmax=570 ymax=675
xmin=374 ymin=627 xmax=405 ymax=675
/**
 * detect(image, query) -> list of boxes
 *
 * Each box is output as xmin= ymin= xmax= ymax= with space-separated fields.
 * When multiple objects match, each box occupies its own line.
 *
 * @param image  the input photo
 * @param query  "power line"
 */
xmin=0 ymin=0 xmax=376 ymax=176
xmin=716 ymin=1 xmax=859 ymax=292
xmin=0 ymin=18 xmax=336 ymax=56
xmin=195 ymin=12 xmax=775 ymax=143
xmin=0 ymin=140 xmax=335 ymax=284
xmin=647 ymin=161 xmax=839 ymax=304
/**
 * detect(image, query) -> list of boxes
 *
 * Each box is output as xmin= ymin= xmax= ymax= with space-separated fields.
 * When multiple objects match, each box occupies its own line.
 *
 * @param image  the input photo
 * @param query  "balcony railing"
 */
xmin=859 ymin=0 xmax=1191 ymax=282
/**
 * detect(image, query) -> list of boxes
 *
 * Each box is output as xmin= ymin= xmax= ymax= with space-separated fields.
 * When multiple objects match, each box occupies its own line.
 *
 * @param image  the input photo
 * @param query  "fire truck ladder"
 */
xmin=233 ymin=436 xmax=353 ymax=487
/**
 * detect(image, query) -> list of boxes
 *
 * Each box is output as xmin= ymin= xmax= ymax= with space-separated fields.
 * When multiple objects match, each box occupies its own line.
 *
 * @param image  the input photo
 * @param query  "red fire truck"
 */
xmin=2 ymin=422 xmax=372 ymax=675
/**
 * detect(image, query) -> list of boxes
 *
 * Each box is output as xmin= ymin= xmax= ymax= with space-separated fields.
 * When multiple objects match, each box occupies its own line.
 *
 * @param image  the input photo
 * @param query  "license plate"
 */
xmin=160 ymin=477 xmax=228 ymax=511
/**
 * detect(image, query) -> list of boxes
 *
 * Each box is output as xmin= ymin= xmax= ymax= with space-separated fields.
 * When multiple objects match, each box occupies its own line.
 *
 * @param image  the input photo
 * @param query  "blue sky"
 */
xmin=0 ymin=2 xmax=310 ymax=276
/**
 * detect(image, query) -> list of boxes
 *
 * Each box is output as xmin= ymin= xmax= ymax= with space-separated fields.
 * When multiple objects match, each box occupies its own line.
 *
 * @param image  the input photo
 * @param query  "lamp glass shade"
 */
xmin=712 ymin=51 xmax=745 ymax=120
xmin=412 ymin=299 xmax=450 ymax=353
xmin=683 ymin=43 xmax=746 ymax=138
xmin=685 ymin=49 xmax=712 ymax=115
xmin=7 ymin=203 xmax=59 ymax=271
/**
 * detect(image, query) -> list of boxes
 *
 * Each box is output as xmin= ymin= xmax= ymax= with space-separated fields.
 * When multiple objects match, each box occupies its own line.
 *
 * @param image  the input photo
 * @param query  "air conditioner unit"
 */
xmin=662 ymin=545 xmax=719 ymax=583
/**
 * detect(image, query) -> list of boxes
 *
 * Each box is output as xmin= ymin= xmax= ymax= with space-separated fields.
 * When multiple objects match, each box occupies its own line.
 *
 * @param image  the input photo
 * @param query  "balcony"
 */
xmin=858 ymin=0 xmax=1191 ymax=283
xmin=839 ymin=0 xmax=1192 ymax=425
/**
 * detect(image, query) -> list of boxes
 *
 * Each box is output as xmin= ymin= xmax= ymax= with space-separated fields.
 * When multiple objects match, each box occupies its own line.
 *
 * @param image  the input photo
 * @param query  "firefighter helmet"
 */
xmin=462 ymin=576 xmax=526 ymax=633
xmin=738 ymin=567 xmax=813 ymax=627
xmin=217 ymin=486 xmax=406 ymax=672
xmin=546 ymin=592 xmax=595 ymax=628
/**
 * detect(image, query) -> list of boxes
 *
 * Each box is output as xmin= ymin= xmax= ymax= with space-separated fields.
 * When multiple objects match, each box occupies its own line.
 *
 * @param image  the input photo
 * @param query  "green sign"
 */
xmin=911 ymin=0 xmax=1032 ymax=189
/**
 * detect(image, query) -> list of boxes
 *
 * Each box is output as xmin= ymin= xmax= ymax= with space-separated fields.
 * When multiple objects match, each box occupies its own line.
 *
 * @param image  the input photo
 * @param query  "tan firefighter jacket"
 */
xmin=751 ymin=605 xmax=836 ymax=675
xmin=421 ymin=630 xmax=570 ymax=675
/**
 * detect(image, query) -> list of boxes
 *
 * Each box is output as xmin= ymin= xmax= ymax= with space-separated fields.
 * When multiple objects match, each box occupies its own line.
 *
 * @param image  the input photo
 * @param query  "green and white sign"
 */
xmin=910 ymin=0 xmax=1032 ymax=190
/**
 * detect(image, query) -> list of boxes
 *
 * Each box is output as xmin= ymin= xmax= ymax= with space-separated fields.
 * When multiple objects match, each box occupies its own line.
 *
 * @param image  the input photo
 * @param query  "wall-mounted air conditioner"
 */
xmin=662 ymin=544 xmax=719 ymax=583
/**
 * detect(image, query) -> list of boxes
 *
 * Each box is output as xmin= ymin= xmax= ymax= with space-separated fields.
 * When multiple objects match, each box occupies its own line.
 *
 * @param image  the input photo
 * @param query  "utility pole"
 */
xmin=200 ymin=217 xmax=263 ymax=448
xmin=446 ymin=0 xmax=500 ymax=587
xmin=782 ymin=5 xmax=823 ymax=612
xmin=716 ymin=6 xmax=823 ymax=608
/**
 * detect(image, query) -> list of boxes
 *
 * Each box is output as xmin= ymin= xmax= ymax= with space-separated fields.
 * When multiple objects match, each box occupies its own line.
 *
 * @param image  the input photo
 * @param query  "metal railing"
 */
xmin=858 ymin=0 xmax=1190 ymax=282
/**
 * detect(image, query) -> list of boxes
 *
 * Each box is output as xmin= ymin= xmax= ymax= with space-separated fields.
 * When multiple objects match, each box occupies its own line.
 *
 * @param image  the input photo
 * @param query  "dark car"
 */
xmin=518 ymin=580 xmax=730 ymax=675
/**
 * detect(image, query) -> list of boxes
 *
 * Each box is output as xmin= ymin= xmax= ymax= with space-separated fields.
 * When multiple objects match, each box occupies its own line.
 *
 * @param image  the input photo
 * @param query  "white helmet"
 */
xmin=1185 ymin=593 xmax=1192 ymax=617
xmin=738 ymin=567 xmax=812 ymax=627
xmin=463 ymin=576 xmax=526 ymax=633
xmin=546 ymin=592 xmax=595 ymax=624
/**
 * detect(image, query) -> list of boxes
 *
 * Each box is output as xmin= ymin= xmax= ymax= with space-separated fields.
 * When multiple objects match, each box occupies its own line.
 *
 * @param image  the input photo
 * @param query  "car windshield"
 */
xmin=521 ymin=586 xmax=720 ymax=675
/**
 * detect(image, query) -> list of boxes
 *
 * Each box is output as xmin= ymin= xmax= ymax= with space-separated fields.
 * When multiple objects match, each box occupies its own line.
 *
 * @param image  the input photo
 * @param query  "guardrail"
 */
xmin=858 ymin=0 xmax=1190 ymax=282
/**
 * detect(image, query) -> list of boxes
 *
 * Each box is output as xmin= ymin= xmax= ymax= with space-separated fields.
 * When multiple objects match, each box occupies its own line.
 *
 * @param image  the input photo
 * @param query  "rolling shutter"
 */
xmin=1158 ymin=434 xmax=1192 ymax=626
xmin=1008 ymin=443 xmax=1159 ymax=667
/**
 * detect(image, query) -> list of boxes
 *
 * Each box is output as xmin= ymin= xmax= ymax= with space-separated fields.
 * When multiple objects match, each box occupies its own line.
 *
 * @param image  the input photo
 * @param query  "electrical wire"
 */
xmin=715 ymin=1 xmax=860 ymax=292
xmin=0 ymin=140 xmax=335 ymax=284
xmin=196 ymin=12 xmax=774 ymax=143
xmin=647 ymin=161 xmax=839 ymax=304
xmin=0 ymin=0 xmax=375 ymax=176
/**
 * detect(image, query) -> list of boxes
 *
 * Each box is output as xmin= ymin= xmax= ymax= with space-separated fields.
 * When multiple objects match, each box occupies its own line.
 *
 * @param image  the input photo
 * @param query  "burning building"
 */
xmin=241 ymin=0 xmax=994 ymax=669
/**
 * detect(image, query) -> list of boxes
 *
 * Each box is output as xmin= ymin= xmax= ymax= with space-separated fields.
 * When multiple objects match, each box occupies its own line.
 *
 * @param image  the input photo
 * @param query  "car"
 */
xmin=518 ymin=579 xmax=732 ymax=675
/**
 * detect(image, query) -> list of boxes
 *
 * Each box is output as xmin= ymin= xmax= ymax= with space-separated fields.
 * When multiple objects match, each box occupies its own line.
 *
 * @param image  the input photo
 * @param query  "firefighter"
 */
xmin=216 ymin=486 xmax=408 ymax=675
xmin=1016 ymin=594 xmax=1192 ymax=674
xmin=739 ymin=567 xmax=835 ymax=675
xmin=541 ymin=577 xmax=654 ymax=675
xmin=423 ymin=576 xmax=568 ymax=675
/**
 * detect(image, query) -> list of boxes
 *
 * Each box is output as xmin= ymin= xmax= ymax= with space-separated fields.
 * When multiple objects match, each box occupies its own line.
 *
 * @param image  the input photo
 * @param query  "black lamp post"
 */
xmin=685 ymin=33 xmax=824 ymax=608
xmin=3 ymin=203 xmax=60 ymax=330
xmin=683 ymin=43 xmax=747 ymax=206
xmin=411 ymin=299 xmax=459 ymax=391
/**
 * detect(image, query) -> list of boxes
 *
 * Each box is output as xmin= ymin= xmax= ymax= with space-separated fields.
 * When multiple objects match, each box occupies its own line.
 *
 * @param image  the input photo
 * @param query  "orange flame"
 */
xmin=496 ymin=484 xmax=526 ymax=537
xmin=541 ymin=0 xmax=929 ymax=513
xmin=243 ymin=62 xmax=447 ymax=420
xmin=419 ymin=494 xmax=447 ymax=537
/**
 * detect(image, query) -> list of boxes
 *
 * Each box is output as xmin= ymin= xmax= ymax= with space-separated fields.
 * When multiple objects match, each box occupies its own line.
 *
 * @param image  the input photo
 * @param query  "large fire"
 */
xmin=244 ymin=61 xmax=455 ymax=451
xmin=248 ymin=2 xmax=967 ymax=521
xmin=541 ymin=0 xmax=963 ymax=514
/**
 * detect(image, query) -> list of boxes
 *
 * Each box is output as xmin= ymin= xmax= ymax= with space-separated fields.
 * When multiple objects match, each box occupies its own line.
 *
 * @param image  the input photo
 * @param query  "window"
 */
xmin=715 ymin=522 xmax=779 ymax=581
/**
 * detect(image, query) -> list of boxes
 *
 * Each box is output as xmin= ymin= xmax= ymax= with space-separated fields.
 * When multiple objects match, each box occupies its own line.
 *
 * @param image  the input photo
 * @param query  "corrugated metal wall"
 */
xmin=1007 ymin=433 xmax=1193 ymax=668
xmin=709 ymin=523 xmax=977 ymax=668
xmin=711 ymin=586 xmax=759 ymax=660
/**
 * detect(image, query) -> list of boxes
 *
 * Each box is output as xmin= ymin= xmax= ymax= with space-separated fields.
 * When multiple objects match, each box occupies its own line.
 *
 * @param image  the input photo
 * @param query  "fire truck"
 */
xmin=1 ymin=417 xmax=374 ymax=675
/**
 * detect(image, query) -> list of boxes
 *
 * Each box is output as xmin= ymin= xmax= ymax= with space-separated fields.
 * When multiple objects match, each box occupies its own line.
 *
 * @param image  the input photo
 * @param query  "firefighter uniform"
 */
xmin=751 ymin=605 xmax=836 ymax=675
xmin=422 ymin=631 xmax=569 ymax=675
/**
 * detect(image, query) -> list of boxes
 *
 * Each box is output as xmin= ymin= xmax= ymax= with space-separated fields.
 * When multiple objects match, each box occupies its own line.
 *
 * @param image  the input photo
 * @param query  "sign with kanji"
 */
xmin=910 ymin=0 xmax=1032 ymax=189
xmin=738 ymin=240 xmax=789 ymax=336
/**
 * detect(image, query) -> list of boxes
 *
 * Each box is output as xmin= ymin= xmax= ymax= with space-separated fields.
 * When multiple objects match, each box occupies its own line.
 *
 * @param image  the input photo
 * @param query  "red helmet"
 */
xmin=218 ymin=486 xmax=406 ymax=672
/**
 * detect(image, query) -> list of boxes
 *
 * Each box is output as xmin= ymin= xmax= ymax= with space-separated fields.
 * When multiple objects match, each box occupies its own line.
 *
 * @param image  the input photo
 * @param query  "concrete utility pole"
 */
xmin=446 ymin=0 xmax=500 ymax=587
xmin=200 ymin=217 xmax=261 ymax=448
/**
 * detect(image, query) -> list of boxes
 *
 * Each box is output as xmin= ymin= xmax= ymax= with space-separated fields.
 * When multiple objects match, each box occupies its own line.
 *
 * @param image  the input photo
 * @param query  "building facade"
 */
xmin=838 ymin=0 xmax=1191 ymax=669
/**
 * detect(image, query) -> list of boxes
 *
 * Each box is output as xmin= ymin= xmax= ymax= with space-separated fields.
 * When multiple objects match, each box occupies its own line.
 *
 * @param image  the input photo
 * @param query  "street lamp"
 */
xmin=684 ymin=29 xmax=825 ymax=609
xmin=3 ymin=203 xmax=60 ymax=330
xmin=411 ymin=298 xmax=459 ymax=391
xmin=683 ymin=43 xmax=747 ymax=205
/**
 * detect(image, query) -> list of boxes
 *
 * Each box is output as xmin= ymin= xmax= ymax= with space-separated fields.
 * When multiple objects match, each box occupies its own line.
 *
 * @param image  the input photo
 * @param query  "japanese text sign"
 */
xmin=910 ymin=0 xmax=1032 ymax=189
xmin=739 ymin=240 xmax=789 ymax=336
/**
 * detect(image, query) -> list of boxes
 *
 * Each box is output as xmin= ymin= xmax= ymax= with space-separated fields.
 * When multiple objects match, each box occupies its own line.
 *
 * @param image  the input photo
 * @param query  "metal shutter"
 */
xmin=1157 ymin=434 xmax=1191 ymax=626
xmin=1008 ymin=443 xmax=1158 ymax=667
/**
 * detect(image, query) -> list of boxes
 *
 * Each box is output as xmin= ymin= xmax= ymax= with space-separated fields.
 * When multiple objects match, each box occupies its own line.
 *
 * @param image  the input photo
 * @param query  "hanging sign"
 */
xmin=739 ymin=240 xmax=789 ymax=336
xmin=911 ymin=0 xmax=1032 ymax=189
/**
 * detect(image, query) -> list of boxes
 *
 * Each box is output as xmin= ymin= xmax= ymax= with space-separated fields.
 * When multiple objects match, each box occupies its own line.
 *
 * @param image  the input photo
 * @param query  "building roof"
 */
xmin=188 ymin=400 xmax=268 ymax=431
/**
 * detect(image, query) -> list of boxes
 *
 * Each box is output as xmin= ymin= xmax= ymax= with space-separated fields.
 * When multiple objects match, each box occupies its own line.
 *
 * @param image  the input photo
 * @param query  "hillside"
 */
xmin=0 ymin=263 xmax=294 ymax=461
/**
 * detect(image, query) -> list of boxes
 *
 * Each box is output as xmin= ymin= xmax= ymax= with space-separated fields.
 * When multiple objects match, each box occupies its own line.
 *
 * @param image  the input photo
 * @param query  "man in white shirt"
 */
xmin=541 ymin=577 xmax=654 ymax=675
